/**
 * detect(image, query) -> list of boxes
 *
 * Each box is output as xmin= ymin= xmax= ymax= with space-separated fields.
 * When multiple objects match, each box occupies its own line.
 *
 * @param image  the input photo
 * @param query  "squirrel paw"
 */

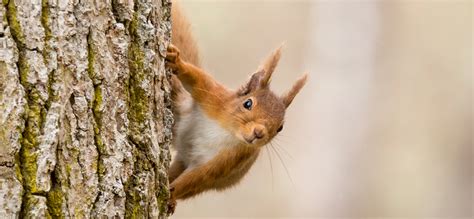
xmin=166 ymin=44 xmax=182 ymax=72
xmin=166 ymin=198 xmax=177 ymax=215
xmin=166 ymin=186 xmax=177 ymax=215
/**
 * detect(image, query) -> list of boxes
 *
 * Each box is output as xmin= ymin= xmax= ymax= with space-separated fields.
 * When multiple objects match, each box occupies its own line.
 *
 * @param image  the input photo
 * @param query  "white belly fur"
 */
xmin=175 ymin=102 xmax=240 ymax=169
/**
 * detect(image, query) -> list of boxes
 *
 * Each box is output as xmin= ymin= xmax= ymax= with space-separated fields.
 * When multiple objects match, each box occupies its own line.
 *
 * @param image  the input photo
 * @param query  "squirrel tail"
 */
xmin=171 ymin=1 xmax=201 ymax=67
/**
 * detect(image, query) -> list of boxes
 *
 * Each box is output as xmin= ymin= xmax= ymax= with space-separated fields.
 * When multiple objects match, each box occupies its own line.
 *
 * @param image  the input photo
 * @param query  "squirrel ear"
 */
xmin=237 ymin=45 xmax=283 ymax=96
xmin=281 ymin=73 xmax=308 ymax=107
xmin=238 ymin=70 xmax=264 ymax=96
xmin=257 ymin=45 xmax=282 ymax=87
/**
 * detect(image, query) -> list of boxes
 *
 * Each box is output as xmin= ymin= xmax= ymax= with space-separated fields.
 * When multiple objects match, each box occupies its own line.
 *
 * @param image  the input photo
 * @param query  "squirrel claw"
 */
xmin=166 ymin=44 xmax=182 ymax=73
xmin=167 ymin=44 xmax=180 ymax=54
xmin=166 ymin=198 xmax=177 ymax=215
xmin=166 ymin=44 xmax=180 ymax=62
xmin=166 ymin=186 xmax=177 ymax=215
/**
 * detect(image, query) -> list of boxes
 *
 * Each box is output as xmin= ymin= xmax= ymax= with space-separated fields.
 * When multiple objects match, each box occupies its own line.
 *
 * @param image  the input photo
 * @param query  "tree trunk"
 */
xmin=0 ymin=0 xmax=172 ymax=217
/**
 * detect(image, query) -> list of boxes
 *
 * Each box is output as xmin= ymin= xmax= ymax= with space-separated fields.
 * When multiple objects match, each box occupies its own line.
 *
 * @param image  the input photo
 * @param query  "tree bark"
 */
xmin=0 ymin=0 xmax=172 ymax=217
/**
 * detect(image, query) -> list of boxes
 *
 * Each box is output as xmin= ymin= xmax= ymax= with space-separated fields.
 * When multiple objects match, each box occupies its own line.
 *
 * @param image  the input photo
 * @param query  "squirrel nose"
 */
xmin=254 ymin=128 xmax=264 ymax=139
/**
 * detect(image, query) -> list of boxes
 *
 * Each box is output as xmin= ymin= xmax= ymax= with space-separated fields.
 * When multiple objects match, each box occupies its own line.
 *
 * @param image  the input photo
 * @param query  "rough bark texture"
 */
xmin=0 ymin=0 xmax=173 ymax=217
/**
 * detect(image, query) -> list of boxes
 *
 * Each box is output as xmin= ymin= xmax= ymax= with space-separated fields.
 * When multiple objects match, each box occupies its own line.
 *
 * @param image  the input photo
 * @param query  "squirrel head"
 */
xmin=226 ymin=46 xmax=308 ymax=147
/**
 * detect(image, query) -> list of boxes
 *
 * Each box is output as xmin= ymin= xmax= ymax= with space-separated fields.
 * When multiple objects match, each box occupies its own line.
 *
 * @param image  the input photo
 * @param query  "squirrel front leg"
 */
xmin=166 ymin=146 xmax=260 ymax=214
xmin=168 ymin=158 xmax=186 ymax=184
xmin=169 ymin=164 xmax=214 ymax=201
xmin=166 ymin=159 xmax=216 ymax=215
xmin=166 ymin=44 xmax=231 ymax=106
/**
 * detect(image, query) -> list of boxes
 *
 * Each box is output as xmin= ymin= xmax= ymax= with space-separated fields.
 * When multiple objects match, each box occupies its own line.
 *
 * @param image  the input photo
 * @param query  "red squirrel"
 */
xmin=165 ymin=2 xmax=307 ymax=214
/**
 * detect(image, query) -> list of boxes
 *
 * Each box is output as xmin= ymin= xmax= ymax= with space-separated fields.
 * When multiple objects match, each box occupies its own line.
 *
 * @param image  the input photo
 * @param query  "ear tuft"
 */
xmin=259 ymin=44 xmax=283 ymax=87
xmin=281 ymin=73 xmax=308 ymax=107
xmin=253 ymin=44 xmax=285 ymax=88
xmin=237 ymin=44 xmax=285 ymax=96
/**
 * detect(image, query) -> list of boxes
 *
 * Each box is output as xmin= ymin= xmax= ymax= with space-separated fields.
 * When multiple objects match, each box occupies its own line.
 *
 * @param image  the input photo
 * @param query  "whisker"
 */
xmin=233 ymin=113 xmax=248 ymax=124
xmin=275 ymin=133 xmax=296 ymax=142
xmin=173 ymin=86 xmax=250 ymax=125
xmin=269 ymin=142 xmax=295 ymax=187
xmin=265 ymin=145 xmax=274 ymax=191
xmin=224 ymin=110 xmax=247 ymax=124
xmin=272 ymin=138 xmax=294 ymax=160
xmin=191 ymin=100 xmax=248 ymax=125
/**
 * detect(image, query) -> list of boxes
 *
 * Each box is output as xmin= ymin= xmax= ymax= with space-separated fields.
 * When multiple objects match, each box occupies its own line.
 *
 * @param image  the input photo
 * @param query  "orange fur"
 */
xmin=165 ymin=2 xmax=307 ymax=215
xmin=171 ymin=0 xmax=201 ymax=67
xmin=171 ymin=145 xmax=260 ymax=200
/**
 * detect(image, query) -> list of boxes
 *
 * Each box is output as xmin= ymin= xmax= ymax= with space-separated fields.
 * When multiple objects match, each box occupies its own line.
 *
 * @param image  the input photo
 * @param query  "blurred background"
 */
xmin=173 ymin=0 xmax=472 ymax=218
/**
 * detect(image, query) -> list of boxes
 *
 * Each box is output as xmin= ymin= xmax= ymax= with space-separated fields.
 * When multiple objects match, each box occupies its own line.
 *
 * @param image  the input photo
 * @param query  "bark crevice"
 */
xmin=4 ymin=0 xmax=42 ymax=217
xmin=87 ymin=27 xmax=106 ymax=215
xmin=124 ymin=2 xmax=152 ymax=216
xmin=39 ymin=0 xmax=63 ymax=216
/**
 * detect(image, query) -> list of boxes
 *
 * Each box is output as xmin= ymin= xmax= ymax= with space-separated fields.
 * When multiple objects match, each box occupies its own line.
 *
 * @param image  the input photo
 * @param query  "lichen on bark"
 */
xmin=0 ymin=0 xmax=172 ymax=217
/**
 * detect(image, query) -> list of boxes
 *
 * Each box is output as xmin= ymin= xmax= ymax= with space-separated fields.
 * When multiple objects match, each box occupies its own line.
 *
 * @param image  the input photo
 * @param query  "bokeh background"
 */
xmin=173 ymin=0 xmax=472 ymax=218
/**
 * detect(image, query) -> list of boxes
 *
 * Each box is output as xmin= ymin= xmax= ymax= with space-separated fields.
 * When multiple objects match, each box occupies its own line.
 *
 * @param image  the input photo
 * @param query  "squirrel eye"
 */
xmin=243 ymin=99 xmax=253 ymax=110
xmin=277 ymin=125 xmax=283 ymax=133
